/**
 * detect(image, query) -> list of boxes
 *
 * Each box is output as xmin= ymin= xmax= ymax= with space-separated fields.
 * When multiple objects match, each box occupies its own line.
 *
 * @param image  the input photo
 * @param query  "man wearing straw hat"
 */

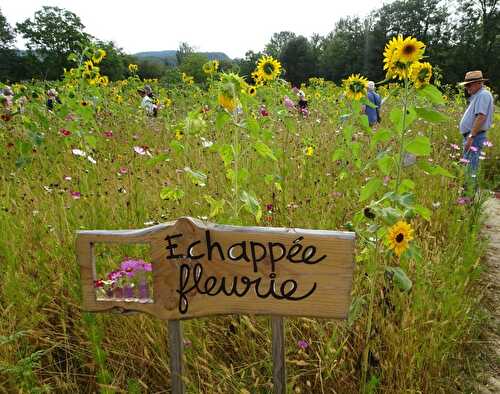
xmin=459 ymin=70 xmax=494 ymax=180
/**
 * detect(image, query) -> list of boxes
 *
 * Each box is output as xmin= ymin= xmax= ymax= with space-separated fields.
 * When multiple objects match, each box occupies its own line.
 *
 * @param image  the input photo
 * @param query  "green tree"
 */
xmin=178 ymin=53 xmax=209 ymax=84
xmin=96 ymin=41 xmax=133 ymax=81
xmin=280 ymin=36 xmax=317 ymax=86
xmin=264 ymin=31 xmax=296 ymax=58
xmin=137 ymin=59 xmax=167 ymax=80
xmin=0 ymin=8 xmax=14 ymax=49
xmin=176 ymin=42 xmax=194 ymax=66
xmin=15 ymin=6 xmax=90 ymax=79
xmin=234 ymin=50 xmax=263 ymax=82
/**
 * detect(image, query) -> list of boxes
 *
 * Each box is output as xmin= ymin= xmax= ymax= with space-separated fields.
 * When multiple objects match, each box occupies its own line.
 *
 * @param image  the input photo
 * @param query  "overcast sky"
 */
xmin=2 ymin=0 xmax=387 ymax=58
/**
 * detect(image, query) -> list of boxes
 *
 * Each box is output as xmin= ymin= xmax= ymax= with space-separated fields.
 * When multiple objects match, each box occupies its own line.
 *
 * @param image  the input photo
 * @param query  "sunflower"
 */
xmin=305 ymin=146 xmax=314 ymax=156
xmin=92 ymin=49 xmax=106 ymax=64
xmin=383 ymin=35 xmax=425 ymax=80
xmin=164 ymin=97 xmax=172 ymax=107
xmin=251 ymin=71 xmax=264 ymax=86
xmin=182 ymin=73 xmax=194 ymax=85
xmin=84 ymin=60 xmax=94 ymax=73
xmin=396 ymin=36 xmax=425 ymax=64
xmin=128 ymin=63 xmax=139 ymax=73
xmin=387 ymin=221 xmax=414 ymax=257
xmin=409 ymin=61 xmax=432 ymax=89
xmin=202 ymin=60 xmax=219 ymax=75
xmin=98 ymin=76 xmax=109 ymax=86
xmin=256 ymin=56 xmax=281 ymax=81
xmin=342 ymin=74 xmax=369 ymax=101
xmin=247 ymin=85 xmax=257 ymax=96
xmin=218 ymin=94 xmax=236 ymax=112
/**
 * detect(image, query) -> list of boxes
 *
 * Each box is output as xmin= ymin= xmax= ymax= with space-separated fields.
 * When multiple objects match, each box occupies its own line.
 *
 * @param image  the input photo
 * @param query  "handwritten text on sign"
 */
xmin=77 ymin=217 xmax=356 ymax=320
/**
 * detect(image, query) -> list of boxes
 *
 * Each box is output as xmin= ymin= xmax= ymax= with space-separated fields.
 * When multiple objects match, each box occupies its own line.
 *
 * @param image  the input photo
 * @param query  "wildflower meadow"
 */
xmin=1 ymin=36 xmax=499 ymax=393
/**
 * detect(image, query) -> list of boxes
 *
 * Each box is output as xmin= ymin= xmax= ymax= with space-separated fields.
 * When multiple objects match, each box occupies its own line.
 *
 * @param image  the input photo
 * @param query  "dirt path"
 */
xmin=477 ymin=197 xmax=500 ymax=393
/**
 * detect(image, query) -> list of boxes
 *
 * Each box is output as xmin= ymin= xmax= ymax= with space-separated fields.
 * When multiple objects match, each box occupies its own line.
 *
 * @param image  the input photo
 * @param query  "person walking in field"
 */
xmin=364 ymin=81 xmax=382 ymax=127
xmin=458 ymin=70 xmax=494 ymax=186
xmin=137 ymin=87 xmax=158 ymax=117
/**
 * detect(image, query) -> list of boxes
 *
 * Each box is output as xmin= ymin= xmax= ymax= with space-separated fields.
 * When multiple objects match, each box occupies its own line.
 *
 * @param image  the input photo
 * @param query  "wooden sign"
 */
xmin=77 ymin=217 xmax=356 ymax=320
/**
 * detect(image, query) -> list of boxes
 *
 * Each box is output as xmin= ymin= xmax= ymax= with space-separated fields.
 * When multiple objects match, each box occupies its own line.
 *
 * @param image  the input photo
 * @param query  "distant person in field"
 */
xmin=459 ymin=70 xmax=494 ymax=179
xmin=0 ymin=86 xmax=14 ymax=121
xmin=137 ymin=87 xmax=158 ymax=117
xmin=46 ymin=88 xmax=62 ymax=111
xmin=363 ymin=81 xmax=382 ymax=127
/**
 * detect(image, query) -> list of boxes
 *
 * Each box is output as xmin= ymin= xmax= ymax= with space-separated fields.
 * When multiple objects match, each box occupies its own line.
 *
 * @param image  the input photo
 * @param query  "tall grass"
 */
xmin=0 ymin=79 xmax=498 ymax=393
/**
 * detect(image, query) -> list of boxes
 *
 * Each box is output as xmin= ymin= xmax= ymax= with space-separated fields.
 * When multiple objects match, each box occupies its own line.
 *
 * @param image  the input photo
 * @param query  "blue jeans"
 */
xmin=462 ymin=131 xmax=487 ymax=173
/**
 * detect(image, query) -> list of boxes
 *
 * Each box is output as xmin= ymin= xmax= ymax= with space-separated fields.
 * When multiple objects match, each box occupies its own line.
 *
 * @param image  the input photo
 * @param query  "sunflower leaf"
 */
xmin=385 ymin=266 xmax=412 ymax=292
xmin=405 ymin=136 xmax=431 ymax=156
xmin=417 ymin=84 xmax=445 ymax=105
xmin=360 ymin=178 xmax=383 ymax=202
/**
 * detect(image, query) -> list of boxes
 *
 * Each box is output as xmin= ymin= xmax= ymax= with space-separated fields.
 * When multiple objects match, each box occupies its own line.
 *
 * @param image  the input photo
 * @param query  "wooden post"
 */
xmin=272 ymin=316 xmax=286 ymax=394
xmin=168 ymin=320 xmax=184 ymax=394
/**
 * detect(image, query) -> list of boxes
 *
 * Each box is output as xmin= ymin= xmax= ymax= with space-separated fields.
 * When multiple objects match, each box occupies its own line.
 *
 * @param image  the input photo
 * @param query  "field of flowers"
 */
xmin=1 ymin=37 xmax=499 ymax=393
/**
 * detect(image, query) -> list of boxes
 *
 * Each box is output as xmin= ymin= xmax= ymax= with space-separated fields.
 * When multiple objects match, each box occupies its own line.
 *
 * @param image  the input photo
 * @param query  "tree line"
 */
xmin=1 ymin=1 xmax=499 ymax=91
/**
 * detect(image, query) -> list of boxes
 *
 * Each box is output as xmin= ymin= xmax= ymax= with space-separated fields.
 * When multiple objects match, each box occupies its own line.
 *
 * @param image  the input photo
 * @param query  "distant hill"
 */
xmin=133 ymin=50 xmax=231 ymax=66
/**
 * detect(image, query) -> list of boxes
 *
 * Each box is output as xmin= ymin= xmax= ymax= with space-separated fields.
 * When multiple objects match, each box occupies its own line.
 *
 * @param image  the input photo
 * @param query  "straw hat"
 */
xmin=459 ymin=70 xmax=488 ymax=86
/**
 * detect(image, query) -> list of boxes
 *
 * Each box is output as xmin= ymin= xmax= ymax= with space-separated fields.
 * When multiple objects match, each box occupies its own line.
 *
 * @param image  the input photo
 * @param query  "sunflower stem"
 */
xmin=395 ymin=78 xmax=410 ymax=193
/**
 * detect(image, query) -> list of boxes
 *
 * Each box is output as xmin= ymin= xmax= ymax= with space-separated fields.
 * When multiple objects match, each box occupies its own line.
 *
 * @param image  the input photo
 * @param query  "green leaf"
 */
xmin=377 ymin=155 xmax=395 ymax=175
xmin=432 ymin=165 xmax=455 ymax=178
xmin=246 ymin=117 xmax=261 ymax=138
xmin=360 ymin=178 xmax=383 ymax=202
xmin=417 ymin=84 xmax=444 ymax=105
xmin=385 ymin=266 xmax=412 ymax=291
xmin=184 ymin=167 xmax=207 ymax=187
xmin=254 ymin=140 xmax=277 ymax=161
xmin=331 ymin=148 xmax=345 ymax=161
xmin=160 ymin=186 xmax=184 ymax=201
xmin=146 ymin=153 xmax=170 ymax=167
xmin=413 ymin=204 xmax=431 ymax=221
xmin=399 ymin=178 xmax=415 ymax=193
xmin=216 ymin=111 xmax=230 ymax=131
xmin=240 ymin=191 xmax=262 ymax=223
xmin=415 ymin=107 xmax=448 ymax=122
xmin=379 ymin=207 xmax=402 ymax=225
xmin=170 ymin=140 xmax=185 ymax=154
xmin=405 ymin=136 xmax=431 ymax=156
xmin=371 ymin=128 xmax=393 ymax=147
xmin=390 ymin=107 xmax=417 ymax=132
xmin=204 ymin=195 xmax=225 ymax=218
xmin=359 ymin=115 xmax=370 ymax=131
xmin=85 ymin=135 xmax=97 ymax=149
xmin=283 ymin=117 xmax=296 ymax=133
xmin=360 ymin=97 xmax=376 ymax=109
xmin=417 ymin=161 xmax=454 ymax=177
xmin=218 ymin=144 xmax=234 ymax=167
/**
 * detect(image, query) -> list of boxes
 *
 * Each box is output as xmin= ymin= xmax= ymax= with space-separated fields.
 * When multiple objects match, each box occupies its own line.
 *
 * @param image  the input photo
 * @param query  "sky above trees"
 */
xmin=1 ymin=0 xmax=385 ymax=58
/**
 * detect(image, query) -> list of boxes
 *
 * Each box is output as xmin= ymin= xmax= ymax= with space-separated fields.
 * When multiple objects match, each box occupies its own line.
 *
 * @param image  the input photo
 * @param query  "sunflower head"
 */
xmin=92 ymin=49 xmax=106 ymax=64
xmin=203 ymin=60 xmax=219 ymax=75
xmin=256 ymin=56 xmax=281 ymax=81
xmin=387 ymin=221 xmax=414 ymax=256
xmin=383 ymin=35 xmax=425 ymax=80
xmin=247 ymin=85 xmax=257 ymax=96
xmin=84 ymin=60 xmax=94 ymax=73
xmin=342 ymin=74 xmax=369 ymax=101
xmin=409 ymin=61 xmax=432 ymax=89
xmin=397 ymin=36 xmax=425 ymax=64
xmin=128 ymin=63 xmax=139 ymax=73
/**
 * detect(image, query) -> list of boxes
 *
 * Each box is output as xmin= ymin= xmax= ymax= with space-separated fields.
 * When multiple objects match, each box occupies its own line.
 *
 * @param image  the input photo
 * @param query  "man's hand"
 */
xmin=465 ymin=135 xmax=474 ymax=151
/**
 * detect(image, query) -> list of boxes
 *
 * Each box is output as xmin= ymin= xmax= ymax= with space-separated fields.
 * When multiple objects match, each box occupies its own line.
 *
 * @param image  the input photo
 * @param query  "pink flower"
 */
xmin=456 ymin=197 xmax=471 ymax=205
xmin=469 ymin=146 xmax=478 ymax=152
xmin=483 ymin=140 xmax=493 ymax=148
xmin=133 ymin=146 xmax=152 ymax=156
xmin=119 ymin=167 xmax=128 ymax=174
xmin=103 ymin=130 xmax=113 ymax=138
xmin=64 ymin=176 xmax=72 ymax=181
xmin=60 ymin=128 xmax=71 ymax=136
xmin=383 ymin=176 xmax=391 ymax=186
xmin=266 ymin=204 xmax=273 ymax=212
xmin=259 ymin=105 xmax=269 ymax=117
xmin=450 ymin=143 xmax=460 ymax=150
xmin=70 ymin=191 xmax=81 ymax=199
xmin=300 ymin=107 xmax=309 ymax=117
xmin=459 ymin=158 xmax=470 ymax=164
xmin=284 ymin=96 xmax=295 ymax=110
xmin=298 ymin=340 xmax=309 ymax=350
xmin=65 ymin=113 xmax=76 ymax=121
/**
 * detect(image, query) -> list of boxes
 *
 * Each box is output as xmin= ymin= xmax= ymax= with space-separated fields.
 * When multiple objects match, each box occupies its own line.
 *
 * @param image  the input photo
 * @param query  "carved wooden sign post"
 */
xmin=77 ymin=217 xmax=356 ymax=393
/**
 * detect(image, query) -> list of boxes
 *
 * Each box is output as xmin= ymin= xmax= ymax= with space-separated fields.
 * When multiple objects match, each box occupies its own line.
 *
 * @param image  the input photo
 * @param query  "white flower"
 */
xmin=134 ymin=146 xmax=146 ymax=155
xmin=87 ymin=156 xmax=96 ymax=164
xmin=200 ymin=137 xmax=213 ymax=148
xmin=72 ymin=149 xmax=86 ymax=157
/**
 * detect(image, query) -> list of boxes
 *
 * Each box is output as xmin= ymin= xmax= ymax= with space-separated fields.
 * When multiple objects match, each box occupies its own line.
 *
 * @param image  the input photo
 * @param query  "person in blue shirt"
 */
xmin=364 ymin=81 xmax=382 ymax=127
xmin=459 ymin=70 xmax=494 ymax=176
